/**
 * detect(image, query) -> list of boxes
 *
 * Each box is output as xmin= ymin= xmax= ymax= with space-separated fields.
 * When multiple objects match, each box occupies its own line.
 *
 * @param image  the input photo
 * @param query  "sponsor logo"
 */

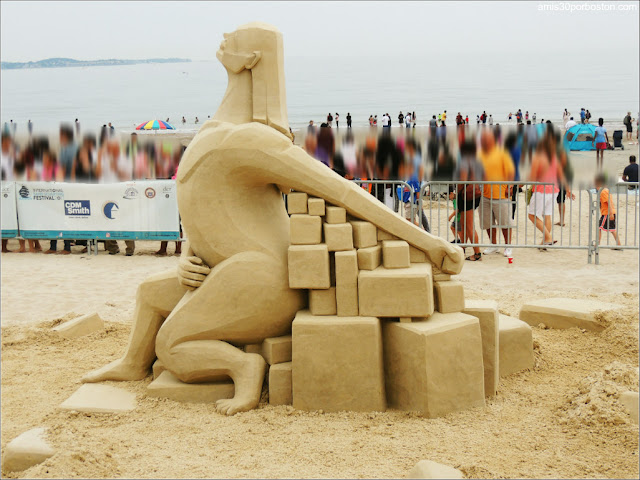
xmin=19 ymin=185 xmax=30 ymax=198
xmin=106 ymin=232 xmax=111 ymax=238
xmin=3 ymin=193 xmax=7 ymax=198
xmin=103 ymin=201 xmax=119 ymax=220
xmin=64 ymin=200 xmax=91 ymax=216
xmin=162 ymin=185 xmax=173 ymax=193
xmin=165 ymin=194 xmax=170 ymax=198
xmin=123 ymin=187 xmax=139 ymax=200
xmin=20 ymin=186 xmax=64 ymax=200
xmin=145 ymin=187 xmax=156 ymax=199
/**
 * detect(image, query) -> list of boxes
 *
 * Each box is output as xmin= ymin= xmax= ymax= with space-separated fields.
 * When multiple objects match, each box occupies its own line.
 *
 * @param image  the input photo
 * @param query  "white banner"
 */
xmin=15 ymin=180 xmax=180 ymax=240
xmin=1 ymin=181 xmax=19 ymax=238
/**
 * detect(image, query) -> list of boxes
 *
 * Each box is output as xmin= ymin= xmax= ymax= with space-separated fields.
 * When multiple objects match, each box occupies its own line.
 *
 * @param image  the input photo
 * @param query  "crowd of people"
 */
xmin=1 ymin=123 xmax=185 ymax=256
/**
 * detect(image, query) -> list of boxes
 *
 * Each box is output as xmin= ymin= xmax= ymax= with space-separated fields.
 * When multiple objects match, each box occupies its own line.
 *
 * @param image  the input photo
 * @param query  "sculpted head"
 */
xmin=217 ymin=22 xmax=291 ymax=140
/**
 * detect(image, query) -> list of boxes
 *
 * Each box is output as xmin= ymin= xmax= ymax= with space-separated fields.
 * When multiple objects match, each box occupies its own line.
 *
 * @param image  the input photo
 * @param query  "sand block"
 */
xmin=292 ymin=310 xmax=386 ymax=412
xmin=408 ymin=460 xmax=464 ymax=479
xmin=309 ymin=288 xmax=337 ymax=316
xmin=147 ymin=371 xmax=234 ymax=403
xmin=357 ymin=245 xmax=382 ymax=271
xmin=383 ymin=312 xmax=485 ymax=418
xmin=269 ymin=362 xmax=292 ymax=406
xmin=463 ymin=300 xmax=499 ymax=396
xmin=358 ymin=264 xmax=434 ymax=318
xmin=382 ymin=240 xmax=410 ymax=269
xmin=60 ymin=384 xmax=136 ymax=413
xmin=2 ymin=428 xmax=55 ymax=472
xmin=620 ymin=392 xmax=639 ymax=424
xmin=409 ymin=246 xmax=428 ymax=263
xmin=307 ymin=197 xmax=325 ymax=216
xmin=152 ymin=359 xmax=166 ymax=379
xmin=335 ymin=251 xmax=359 ymax=316
xmin=519 ymin=298 xmax=622 ymax=332
xmin=289 ymin=214 xmax=322 ymax=245
xmin=350 ymin=220 xmax=377 ymax=248
xmin=287 ymin=192 xmax=308 ymax=214
xmin=262 ymin=335 xmax=292 ymax=365
xmin=325 ymin=206 xmax=346 ymax=224
xmin=499 ymin=315 xmax=534 ymax=377
xmin=434 ymin=280 xmax=465 ymax=314
xmin=244 ymin=343 xmax=263 ymax=355
xmin=52 ymin=312 xmax=103 ymax=339
xmin=377 ymin=229 xmax=396 ymax=241
xmin=323 ymin=223 xmax=353 ymax=251
xmin=288 ymin=244 xmax=330 ymax=289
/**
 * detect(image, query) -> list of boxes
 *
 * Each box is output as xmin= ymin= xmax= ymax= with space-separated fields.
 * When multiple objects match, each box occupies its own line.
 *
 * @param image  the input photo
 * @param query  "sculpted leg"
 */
xmin=82 ymin=270 xmax=186 ymax=382
xmin=155 ymin=251 xmax=305 ymax=415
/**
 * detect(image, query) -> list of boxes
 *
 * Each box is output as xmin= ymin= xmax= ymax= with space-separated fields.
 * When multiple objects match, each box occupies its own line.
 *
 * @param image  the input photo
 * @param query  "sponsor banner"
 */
xmin=16 ymin=180 xmax=180 ymax=240
xmin=1 ymin=181 xmax=19 ymax=238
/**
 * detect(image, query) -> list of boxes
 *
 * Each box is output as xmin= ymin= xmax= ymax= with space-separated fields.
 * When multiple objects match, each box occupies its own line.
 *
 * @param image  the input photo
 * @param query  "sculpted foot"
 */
xmin=215 ymin=353 xmax=266 ymax=415
xmin=82 ymin=358 xmax=149 ymax=383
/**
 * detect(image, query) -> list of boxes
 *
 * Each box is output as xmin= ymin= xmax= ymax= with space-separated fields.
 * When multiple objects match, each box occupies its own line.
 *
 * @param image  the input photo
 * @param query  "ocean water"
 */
xmin=1 ymin=52 xmax=638 ymax=135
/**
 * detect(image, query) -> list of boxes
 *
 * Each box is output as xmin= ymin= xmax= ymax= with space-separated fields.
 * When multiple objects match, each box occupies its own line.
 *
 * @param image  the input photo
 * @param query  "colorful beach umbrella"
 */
xmin=135 ymin=120 xmax=175 ymax=130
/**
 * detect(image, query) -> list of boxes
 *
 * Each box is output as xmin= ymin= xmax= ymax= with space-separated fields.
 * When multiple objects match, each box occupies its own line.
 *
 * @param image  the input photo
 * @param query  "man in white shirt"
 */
xmin=565 ymin=117 xmax=577 ymax=130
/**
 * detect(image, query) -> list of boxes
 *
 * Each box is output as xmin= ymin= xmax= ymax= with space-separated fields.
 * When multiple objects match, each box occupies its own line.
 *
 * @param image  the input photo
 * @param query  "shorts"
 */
xmin=528 ymin=192 xmax=554 ymax=217
xmin=457 ymin=195 xmax=481 ymax=212
xmin=599 ymin=215 xmax=616 ymax=231
xmin=596 ymin=142 xmax=607 ymax=150
xmin=451 ymin=219 xmax=463 ymax=232
xmin=626 ymin=124 xmax=633 ymax=133
xmin=556 ymin=187 xmax=567 ymax=204
xmin=479 ymin=196 xmax=515 ymax=230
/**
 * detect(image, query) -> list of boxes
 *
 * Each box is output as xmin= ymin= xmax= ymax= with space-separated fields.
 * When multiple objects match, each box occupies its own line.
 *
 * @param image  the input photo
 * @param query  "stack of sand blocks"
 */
xmin=270 ymin=191 xmax=535 ymax=417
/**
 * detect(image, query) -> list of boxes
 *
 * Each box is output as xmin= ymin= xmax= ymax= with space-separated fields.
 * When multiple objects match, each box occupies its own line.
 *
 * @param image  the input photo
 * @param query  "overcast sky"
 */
xmin=1 ymin=1 xmax=638 ymax=62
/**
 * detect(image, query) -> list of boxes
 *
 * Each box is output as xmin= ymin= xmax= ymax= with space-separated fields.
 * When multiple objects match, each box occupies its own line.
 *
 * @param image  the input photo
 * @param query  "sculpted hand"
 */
xmin=178 ymin=255 xmax=211 ymax=290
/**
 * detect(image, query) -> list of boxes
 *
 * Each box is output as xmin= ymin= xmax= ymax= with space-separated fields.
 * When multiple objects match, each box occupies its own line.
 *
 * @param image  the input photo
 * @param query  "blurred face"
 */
xmin=481 ymin=132 xmax=495 ymax=152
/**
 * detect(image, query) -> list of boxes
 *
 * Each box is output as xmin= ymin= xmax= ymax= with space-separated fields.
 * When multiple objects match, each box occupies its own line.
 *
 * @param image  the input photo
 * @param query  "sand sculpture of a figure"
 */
xmin=83 ymin=22 xmax=463 ymax=415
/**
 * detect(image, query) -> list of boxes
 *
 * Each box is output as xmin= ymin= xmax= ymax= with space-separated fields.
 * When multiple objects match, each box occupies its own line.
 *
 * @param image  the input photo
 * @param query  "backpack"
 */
xmin=624 ymin=115 xmax=631 ymax=126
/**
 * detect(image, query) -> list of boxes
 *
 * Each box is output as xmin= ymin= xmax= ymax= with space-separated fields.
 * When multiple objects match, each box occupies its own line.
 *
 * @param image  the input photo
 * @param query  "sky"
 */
xmin=1 ymin=1 xmax=639 ymax=62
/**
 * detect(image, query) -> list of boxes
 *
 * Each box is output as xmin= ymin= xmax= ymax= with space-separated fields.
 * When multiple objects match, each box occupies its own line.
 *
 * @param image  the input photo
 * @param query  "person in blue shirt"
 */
xmin=580 ymin=108 xmax=586 ymax=124
xmin=592 ymin=117 xmax=609 ymax=171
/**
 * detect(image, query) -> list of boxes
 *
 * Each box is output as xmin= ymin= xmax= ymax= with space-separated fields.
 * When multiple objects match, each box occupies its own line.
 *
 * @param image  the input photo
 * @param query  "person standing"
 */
xmin=405 ymin=111 xmax=412 ymax=128
xmin=565 ymin=116 xmax=577 ymax=130
xmin=562 ymin=109 xmax=570 ymax=125
xmin=465 ymin=115 xmax=469 ymax=124
xmin=592 ymin=117 xmax=608 ymax=171
xmin=335 ymin=113 xmax=339 ymax=128
xmin=580 ymin=108 xmax=586 ymax=124
xmin=346 ymin=113 xmax=352 ymax=128
xmin=595 ymin=173 xmax=622 ymax=248
xmin=624 ymin=112 xmax=633 ymax=140
xmin=195 ymin=117 xmax=199 ymax=124
xmin=455 ymin=140 xmax=484 ymax=261
xmin=182 ymin=116 xmax=186 ymax=124
xmin=412 ymin=111 xmax=417 ymax=128
xmin=398 ymin=111 xmax=404 ymax=127
xmin=327 ymin=113 xmax=333 ymax=127
xmin=585 ymin=110 xmax=592 ymax=123
xmin=442 ymin=111 xmax=447 ymax=123
xmin=28 ymin=120 xmax=33 ymax=137
xmin=488 ymin=115 xmax=494 ymax=126
xmin=58 ymin=125 xmax=78 ymax=180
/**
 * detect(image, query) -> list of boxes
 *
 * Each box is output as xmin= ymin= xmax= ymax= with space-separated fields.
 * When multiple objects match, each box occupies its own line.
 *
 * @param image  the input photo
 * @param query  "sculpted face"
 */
xmin=216 ymin=31 xmax=262 ymax=74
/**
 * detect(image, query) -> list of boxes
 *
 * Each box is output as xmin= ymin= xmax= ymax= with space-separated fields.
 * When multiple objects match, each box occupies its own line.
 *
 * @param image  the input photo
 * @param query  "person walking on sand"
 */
xmin=595 ymin=173 xmax=622 ymax=249
xmin=624 ymin=112 xmax=633 ymax=140
xmin=335 ymin=113 xmax=339 ymax=128
xmin=346 ymin=113 xmax=352 ymax=128
xmin=592 ymin=117 xmax=608 ymax=171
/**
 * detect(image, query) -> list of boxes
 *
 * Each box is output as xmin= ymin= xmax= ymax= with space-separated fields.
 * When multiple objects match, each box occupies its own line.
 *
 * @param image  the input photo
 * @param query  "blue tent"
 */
xmin=563 ymin=123 xmax=596 ymax=151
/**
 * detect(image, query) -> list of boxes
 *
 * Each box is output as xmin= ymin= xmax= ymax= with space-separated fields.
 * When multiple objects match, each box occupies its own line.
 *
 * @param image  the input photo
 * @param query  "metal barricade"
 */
xmin=351 ymin=180 xmax=416 ymax=224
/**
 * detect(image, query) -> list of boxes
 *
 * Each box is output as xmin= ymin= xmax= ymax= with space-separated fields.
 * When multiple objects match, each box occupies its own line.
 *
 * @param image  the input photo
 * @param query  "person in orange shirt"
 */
xmin=595 ymin=173 xmax=621 ymax=248
xmin=478 ymin=131 xmax=515 ymax=257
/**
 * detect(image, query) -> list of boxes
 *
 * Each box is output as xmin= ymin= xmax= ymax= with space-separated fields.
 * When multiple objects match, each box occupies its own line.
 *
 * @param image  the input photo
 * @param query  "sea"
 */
xmin=1 ymin=52 xmax=638 ymax=136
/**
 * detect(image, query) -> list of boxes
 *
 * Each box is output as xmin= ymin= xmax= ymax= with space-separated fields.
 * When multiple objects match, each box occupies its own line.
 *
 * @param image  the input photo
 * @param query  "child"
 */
xmin=595 ymin=173 xmax=621 ymax=249
xmin=448 ymin=192 xmax=463 ymax=243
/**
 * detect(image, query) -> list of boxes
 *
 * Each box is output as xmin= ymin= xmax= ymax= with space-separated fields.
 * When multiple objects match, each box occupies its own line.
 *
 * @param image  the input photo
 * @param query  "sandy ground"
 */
xmin=1 ymin=233 xmax=638 ymax=478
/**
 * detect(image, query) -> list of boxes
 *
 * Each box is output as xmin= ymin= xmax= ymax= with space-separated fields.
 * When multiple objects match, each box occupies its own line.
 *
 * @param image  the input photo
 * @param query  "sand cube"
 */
xmin=287 ymin=192 xmax=308 ymax=214
xmin=377 ymin=229 xmax=396 ymax=241
xmin=408 ymin=460 xmax=464 ymax=479
xmin=262 ymin=335 xmax=292 ymax=365
xmin=499 ymin=315 xmax=534 ymax=377
xmin=358 ymin=264 xmax=434 ymax=317
xmin=382 ymin=240 xmax=410 ymax=269
xmin=60 ymin=384 xmax=136 ymax=413
xmin=289 ymin=214 xmax=322 ymax=245
xmin=292 ymin=310 xmax=386 ymax=412
xmin=357 ymin=245 xmax=382 ymax=271
xmin=269 ymin=362 xmax=292 ymax=406
xmin=309 ymin=287 xmax=337 ymax=315
xmin=288 ymin=244 xmax=330 ymax=289
xmin=350 ymin=220 xmax=377 ymax=248
xmin=323 ymin=223 xmax=354 ymax=251
xmin=335 ymin=251 xmax=359 ymax=316
xmin=409 ymin=246 xmax=428 ymax=263
xmin=519 ymin=298 xmax=622 ymax=332
xmin=244 ymin=343 xmax=263 ymax=355
xmin=147 ymin=371 xmax=234 ymax=403
xmin=307 ymin=197 xmax=325 ymax=216
xmin=383 ymin=312 xmax=485 ymax=418
xmin=52 ymin=312 xmax=103 ymax=339
xmin=463 ymin=300 xmax=500 ymax=396
xmin=434 ymin=280 xmax=465 ymax=313
xmin=2 ymin=428 xmax=55 ymax=472
xmin=325 ymin=206 xmax=346 ymax=224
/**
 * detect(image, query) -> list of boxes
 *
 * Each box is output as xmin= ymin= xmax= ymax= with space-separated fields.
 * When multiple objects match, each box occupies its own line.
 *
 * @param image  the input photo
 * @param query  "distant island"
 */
xmin=0 ymin=57 xmax=192 ymax=70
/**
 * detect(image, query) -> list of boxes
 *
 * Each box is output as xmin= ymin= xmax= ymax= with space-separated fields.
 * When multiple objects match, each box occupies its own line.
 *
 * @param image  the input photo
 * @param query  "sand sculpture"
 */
xmin=82 ymin=22 xmax=532 ymax=417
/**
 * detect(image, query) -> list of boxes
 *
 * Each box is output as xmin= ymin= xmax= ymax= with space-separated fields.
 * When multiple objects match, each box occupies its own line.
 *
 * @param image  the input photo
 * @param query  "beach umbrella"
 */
xmin=136 ymin=120 xmax=176 ymax=131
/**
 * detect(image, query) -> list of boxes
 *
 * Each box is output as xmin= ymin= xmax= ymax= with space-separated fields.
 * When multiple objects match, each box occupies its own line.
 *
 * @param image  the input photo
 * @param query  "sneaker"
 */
xmin=483 ymin=247 xmax=499 ymax=255
xmin=503 ymin=248 xmax=512 ymax=257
